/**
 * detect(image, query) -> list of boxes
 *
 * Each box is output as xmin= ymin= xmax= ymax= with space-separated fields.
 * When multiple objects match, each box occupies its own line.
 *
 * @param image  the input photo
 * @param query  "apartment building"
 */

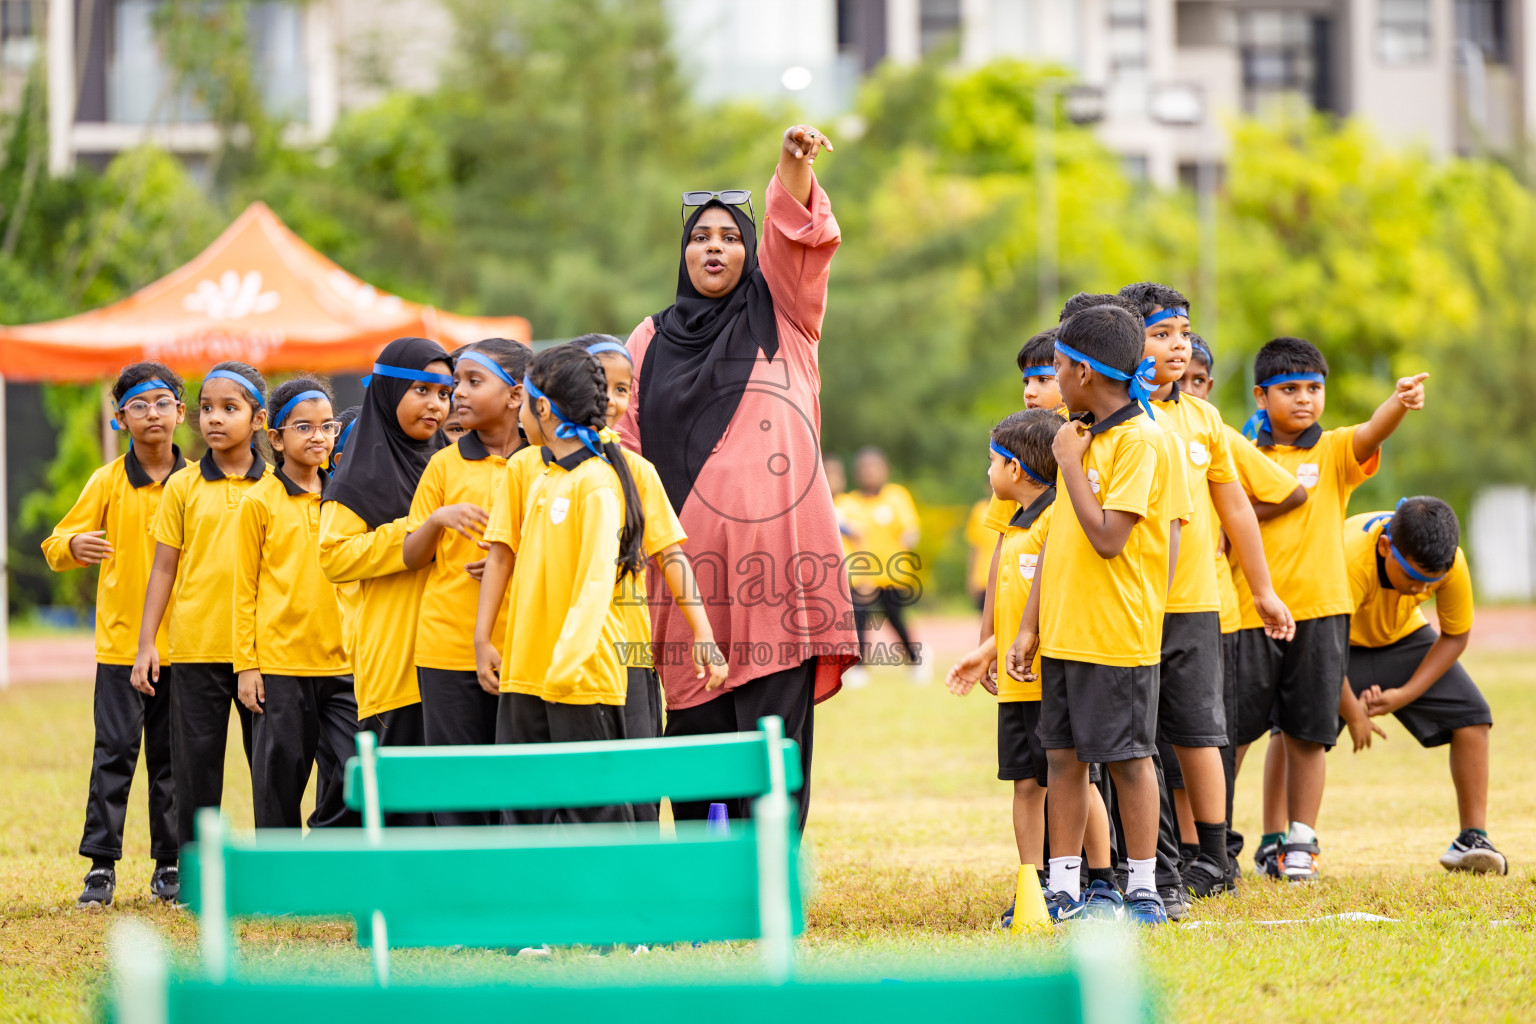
xmin=16 ymin=0 xmax=1536 ymax=187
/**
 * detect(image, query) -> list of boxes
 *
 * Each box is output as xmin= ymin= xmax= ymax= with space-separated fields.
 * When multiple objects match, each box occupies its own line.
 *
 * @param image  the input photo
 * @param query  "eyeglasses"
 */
xmin=681 ymin=189 xmax=754 ymax=223
xmin=278 ymin=421 xmax=343 ymax=438
xmin=120 ymin=398 xmax=180 ymax=418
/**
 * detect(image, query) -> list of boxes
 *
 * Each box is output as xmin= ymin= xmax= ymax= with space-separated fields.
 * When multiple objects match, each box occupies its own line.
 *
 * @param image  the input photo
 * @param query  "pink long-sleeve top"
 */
xmin=618 ymin=170 xmax=856 ymax=711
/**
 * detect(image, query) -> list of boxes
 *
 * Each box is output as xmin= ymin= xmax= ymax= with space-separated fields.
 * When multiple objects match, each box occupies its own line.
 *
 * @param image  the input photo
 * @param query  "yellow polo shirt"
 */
xmin=152 ymin=450 xmax=270 ymax=663
xmin=1345 ymin=512 xmax=1473 ymax=648
xmin=613 ymin=451 xmax=686 ymax=655
xmin=963 ymin=499 xmax=993 ymax=594
xmin=1151 ymin=386 xmax=1237 ymax=614
xmin=1039 ymin=404 xmax=1191 ymax=667
xmin=1236 ymin=423 xmax=1379 ymax=628
xmin=42 ymin=447 xmax=186 ymax=665
xmin=232 ymin=468 xmax=348 ymax=676
xmin=1218 ymin=424 xmax=1305 ymax=633
xmin=995 ymin=489 xmax=1054 ymax=701
xmin=838 ymin=483 xmax=920 ymax=589
xmin=408 ymin=435 xmax=513 ymax=672
xmin=318 ymin=502 xmax=426 ymax=719
xmin=500 ymin=448 xmax=628 ymax=706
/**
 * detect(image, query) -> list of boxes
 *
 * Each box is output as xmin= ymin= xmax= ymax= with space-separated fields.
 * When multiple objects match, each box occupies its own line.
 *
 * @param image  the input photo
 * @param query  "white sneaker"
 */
xmin=843 ymin=665 xmax=870 ymax=688
xmin=1440 ymin=830 xmax=1508 ymax=875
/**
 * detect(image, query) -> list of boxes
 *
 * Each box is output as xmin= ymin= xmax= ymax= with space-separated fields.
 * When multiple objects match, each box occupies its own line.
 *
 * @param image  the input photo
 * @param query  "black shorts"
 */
xmin=1039 ymin=657 xmax=1159 ymax=763
xmin=1342 ymin=626 xmax=1492 ymax=748
xmin=1231 ymin=615 xmax=1349 ymax=749
xmin=1158 ymin=611 xmax=1227 ymax=748
xmin=998 ymin=700 xmax=1047 ymax=785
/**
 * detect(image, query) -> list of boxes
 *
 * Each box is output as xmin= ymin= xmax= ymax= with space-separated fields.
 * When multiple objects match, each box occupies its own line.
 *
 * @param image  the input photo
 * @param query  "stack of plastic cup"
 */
xmin=706 ymin=802 xmax=730 ymax=836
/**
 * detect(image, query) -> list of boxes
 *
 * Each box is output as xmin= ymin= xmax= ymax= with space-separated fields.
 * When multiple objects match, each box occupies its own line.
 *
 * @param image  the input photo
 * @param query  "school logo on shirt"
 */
xmin=1188 ymin=440 xmax=1209 ymax=466
xmin=549 ymin=497 xmax=570 ymax=524
xmin=1018 ymin=552 xmax=1038 ymax=580
xmin=1296 ymin=463 xmax=1320 ymax=489
xmin=1087 ymin=468 xmax=1101 ymax=494
xmin=872 ymin=504 xmax=894 ymax=526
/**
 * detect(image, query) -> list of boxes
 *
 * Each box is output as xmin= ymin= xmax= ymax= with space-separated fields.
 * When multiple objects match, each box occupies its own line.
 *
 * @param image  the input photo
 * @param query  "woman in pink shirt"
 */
xmin=617 ymin=125 xmax=857 ymax=829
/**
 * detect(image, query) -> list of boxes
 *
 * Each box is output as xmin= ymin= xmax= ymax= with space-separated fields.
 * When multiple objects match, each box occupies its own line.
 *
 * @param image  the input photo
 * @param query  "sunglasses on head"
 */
xmin=681 ymin=189 xmax=754 ymax=224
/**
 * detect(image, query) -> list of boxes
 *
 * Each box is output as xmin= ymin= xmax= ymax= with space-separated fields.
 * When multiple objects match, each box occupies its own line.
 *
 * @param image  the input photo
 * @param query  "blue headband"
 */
xmin=360 ymin=363 xmax=456 ymax=388
xmin=333 ymin=418 xmax=357 ymax=462
xmin=204 ymin=369 xmax=266 ymax=408
xmin=274 ymin=389 xmax=329 ymax=429
xmin=110 ymin=379 xmax=179 ymax=431
xmin=1243 ymin=371 xmax=1328 ymax=440
xmin=990 ymin=440 xmax=1052 ymax=487
xmin=1054 ymin=340 xmax=1158 ymax=420
xmin=584 ymin=341 xmax=633 ymax=363
xmin=456 ymin=350 xmax=518 ymax=388
xmin=1365 ymin=499 xmax=1447 ymax=584
xmin=1020 ymin=365 xmax=1055 ymax=381
xmin=1143 ymin=306 xmax=1188 ymax=328
xmin=523 ymin=375 xmax=608 ymax=461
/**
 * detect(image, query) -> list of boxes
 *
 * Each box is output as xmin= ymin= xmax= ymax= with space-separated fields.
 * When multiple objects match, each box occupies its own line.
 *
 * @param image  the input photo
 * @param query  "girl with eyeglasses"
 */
xmin=231 ymin=376 xmax=359 ymax=831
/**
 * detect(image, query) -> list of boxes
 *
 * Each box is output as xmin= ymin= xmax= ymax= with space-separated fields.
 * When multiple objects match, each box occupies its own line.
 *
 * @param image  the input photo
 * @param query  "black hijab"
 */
xmin=639 ymin=200 xmax=780 ymax=513
xmin=324 ymin=336 xmax=450 ymax=530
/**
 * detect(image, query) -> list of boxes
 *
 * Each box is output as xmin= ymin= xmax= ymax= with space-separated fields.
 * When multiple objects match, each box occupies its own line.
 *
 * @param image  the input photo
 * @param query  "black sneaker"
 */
xmin=77 ymin=868 xmax=115 ymax=908
xmin=1158 ymin=884 xmax=1187 ymax=921
xmin=1254 ymin=840 xmax=1282 ymax=879
xmin=1440 ymin=830 xmax=1508 ymax=875
xmin=996 ymin=900 xmax=1015 ymax=930
xmin=1183 ymin=856 xmax=1229 ymax=898
xmin=150 ymin=865 xmax=180 ymax=903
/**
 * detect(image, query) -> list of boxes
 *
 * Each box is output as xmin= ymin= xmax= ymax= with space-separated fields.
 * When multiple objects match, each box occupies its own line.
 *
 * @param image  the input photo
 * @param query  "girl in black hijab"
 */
xmin=319 ymin=337 xmax=453 ymax=781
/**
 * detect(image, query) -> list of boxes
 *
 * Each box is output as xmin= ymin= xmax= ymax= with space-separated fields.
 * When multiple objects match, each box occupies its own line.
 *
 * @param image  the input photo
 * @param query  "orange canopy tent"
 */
xmin=0 ymin=203 xmax=529 ymax=687
xmin=0 ymin=201 xmax=530 ymax=381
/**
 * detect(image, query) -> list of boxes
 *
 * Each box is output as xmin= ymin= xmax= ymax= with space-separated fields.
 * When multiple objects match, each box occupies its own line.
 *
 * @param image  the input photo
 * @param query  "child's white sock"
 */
xmin=1048 ymin=856 xmax=1082 ymax=898
xmin=1287 ymin=821 xmax=1317 ymax=845
xmin=1127 ymin=857 xmax=1157 ymax=893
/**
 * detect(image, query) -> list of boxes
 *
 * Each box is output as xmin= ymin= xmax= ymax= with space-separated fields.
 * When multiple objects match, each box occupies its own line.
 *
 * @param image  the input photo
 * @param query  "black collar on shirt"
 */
xmin=540 ymin=446 xmax=599 ymax=471
xmin=1256 ymin=422 xmax=1322 ymax=449
xmin=275 ymin=464 xmax=328 ymax=497
xmin=1009 ymin=486 xmax=1057 ymax=529
xmin=458 ymin=431 xmax=490 ymax=461
xmin=1162 ymin=381 xmax=1182 ymax=403
xmin=199 ymin=447 xmax=266 ymax=482
xmin=1083 ymin=400 xmax=1144 ymax=436
xmin=124 ymin=445 xmax=186 ymax=489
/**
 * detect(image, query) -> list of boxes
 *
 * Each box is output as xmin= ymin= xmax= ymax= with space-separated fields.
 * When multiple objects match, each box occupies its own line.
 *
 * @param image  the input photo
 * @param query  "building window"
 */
xmin=1108 ymin=0 xmax=1148 ymax=78
xmin=1 ymin=0 xmax=36 ymax=67
xmin=1456 ymin=0 xmax=1505 ymax=63
xmin=1378 ymin=0 xmax=1431 ymax=63
xmin=918 ymin=0 xmax=961 ymax=57
xmin=1237 ymin=10 xmax=1326 ymax=116
xmin=107 ymin=0 xmax=308 ymax=125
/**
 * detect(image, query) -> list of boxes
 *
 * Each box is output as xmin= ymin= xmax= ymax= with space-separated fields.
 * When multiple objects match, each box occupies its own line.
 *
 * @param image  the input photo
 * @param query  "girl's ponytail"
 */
xmin=526 ymin=345 xmax=646 ymax=582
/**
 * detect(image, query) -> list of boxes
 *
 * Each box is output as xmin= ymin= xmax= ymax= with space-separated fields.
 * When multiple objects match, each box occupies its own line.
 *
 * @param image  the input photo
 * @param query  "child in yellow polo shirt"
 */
xmin=233 ymin=377 xmax=356 ymax=831
xmin=1180 ymin=337 xmax=1308 ymax=878
xmin=474 ymin=338 xmax=724 ymax=823
xmin=320 ymin=337 xmax=453 ymax=822
xmin=133 ymin=361 xmax=270 ymax=868
xmin=1009 ymin=304 xmax=1192 ymax=926
xmin=1341 ymin=497 xmax=1502 ymax=873
xmin=44 ymin=362 xmax=187 ymax=907
xmin=478 ymin=344 xmax=646 ymax=824
xmin=1120 ymin=282 xmax=1297 ymax=901
xmin=403 ymin=339 xmax=529 ymax=825
xmin=1230 ymin=335 xmax=1427 ymax=882
xmin=840 ymin=447 xmax=924 ymax=679
xmin=948 ymin=409 xmax=1116 ymax=926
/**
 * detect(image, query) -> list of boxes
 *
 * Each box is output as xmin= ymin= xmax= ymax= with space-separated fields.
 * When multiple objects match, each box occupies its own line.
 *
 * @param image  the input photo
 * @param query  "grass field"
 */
xmin=3 ymin=636 xmax=1535 ymax=1022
